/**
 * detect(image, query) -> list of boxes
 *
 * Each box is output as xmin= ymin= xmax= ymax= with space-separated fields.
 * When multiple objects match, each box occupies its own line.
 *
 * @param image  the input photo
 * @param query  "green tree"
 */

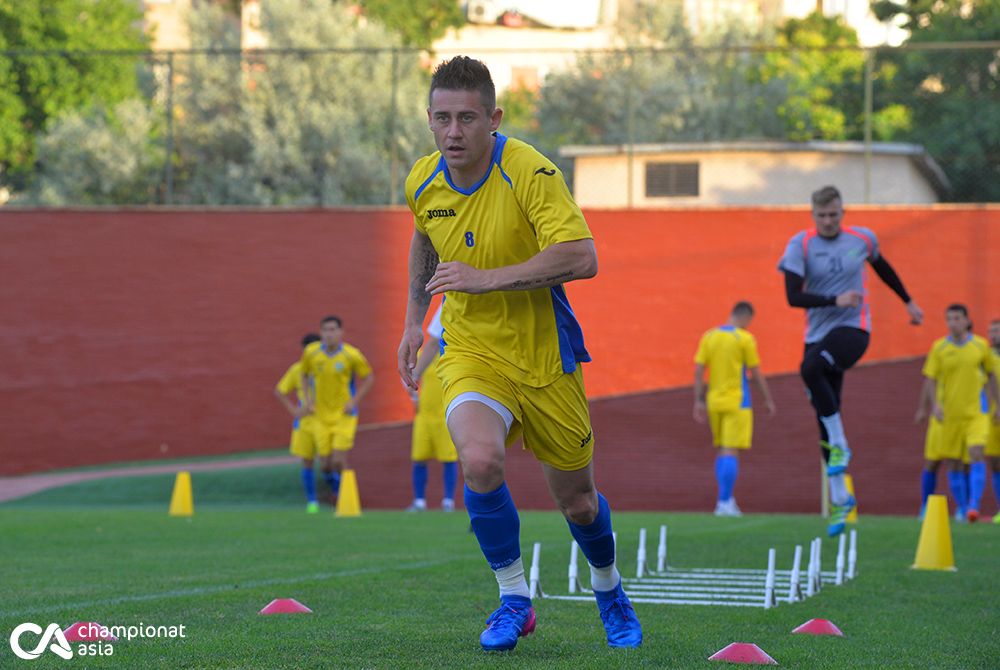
xmin=175 ymin=0 xmax=433 ymax=205
xmin=20 ymin=99 xmax=164 ymax=205
xmin=358 ymin=0 xmax=464 ymax=49
xmin=509 ymin=2 xmax=787 ymax=176
xmin=872 ymin=0 xmax=1000 ymax=201
xmin=754 ymin=13 xmax=910 ymax=141
xmin=0 ymin=0 xmax=148 ymax=187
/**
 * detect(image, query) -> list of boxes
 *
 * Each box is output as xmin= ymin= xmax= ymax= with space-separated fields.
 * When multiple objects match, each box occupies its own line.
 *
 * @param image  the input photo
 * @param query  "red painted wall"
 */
xmin=1 ymin=207 xmax=998 ymax=478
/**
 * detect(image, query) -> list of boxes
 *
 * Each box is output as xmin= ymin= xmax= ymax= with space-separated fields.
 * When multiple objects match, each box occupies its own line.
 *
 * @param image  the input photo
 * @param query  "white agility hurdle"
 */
xmin=529 ymin=526 xmax=857 ymax=609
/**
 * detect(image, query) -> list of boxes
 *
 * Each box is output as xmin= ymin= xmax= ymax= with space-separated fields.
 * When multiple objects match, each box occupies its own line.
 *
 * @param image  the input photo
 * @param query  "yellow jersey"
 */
xmin=922 ymin=335 xmax=994 ymax=420
xmin=694 ymin=326 xmax=761 ymax=413
xmin=300 ymin=342 xmax=372 ymax=424
xmin=276 ymin=361 xmax=311 ymax=429
xmin=405 ymin=133 xmax=593 ymax=388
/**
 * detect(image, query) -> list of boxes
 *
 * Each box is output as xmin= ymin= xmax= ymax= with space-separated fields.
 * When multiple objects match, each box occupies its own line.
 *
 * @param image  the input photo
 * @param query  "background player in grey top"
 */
xmin=778 ymin=185 xmax=923 ymax=536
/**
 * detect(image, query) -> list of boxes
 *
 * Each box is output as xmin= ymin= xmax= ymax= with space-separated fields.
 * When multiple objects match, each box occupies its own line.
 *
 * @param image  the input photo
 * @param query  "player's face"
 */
xmin=428 ymin=88 xmax=503 ymax=184
xmin=320 ymin=321 xmax=343 ymax=349
xmin=988 ymin=321 xmax=1000 ymax=347
xmin=811 ymin=199 xmax=844 ymax=238
xmin=945 ymin=309 xmax=970 ymax=339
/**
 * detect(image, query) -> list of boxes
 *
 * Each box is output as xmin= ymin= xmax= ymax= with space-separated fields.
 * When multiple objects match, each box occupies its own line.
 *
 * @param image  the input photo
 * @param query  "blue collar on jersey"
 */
xmin=441 ymin=132 xmax=512 ymax=196
xmin=321 ymin=344 xmax=343 ymax=356
xmin=946 ymin=333 xmax=972 ymax=346
xmin=413 ymin=133 xmax=514 ymax=202
xmin=718 ymin=324 xmax=736 ymax=332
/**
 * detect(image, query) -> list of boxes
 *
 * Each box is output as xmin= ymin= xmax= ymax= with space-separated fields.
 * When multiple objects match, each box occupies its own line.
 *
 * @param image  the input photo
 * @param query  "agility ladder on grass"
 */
xmin=528 ymin=525 xmax=857 ymax=609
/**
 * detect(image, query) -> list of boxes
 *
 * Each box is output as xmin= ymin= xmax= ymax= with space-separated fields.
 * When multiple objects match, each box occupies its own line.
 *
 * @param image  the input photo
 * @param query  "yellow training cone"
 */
xmin=168 ymin=471 xmax=194 ymax=517
xmin=912 ymin=494 xmax=955 ymax=571
xmin=845 ymin=474 xmax=858 ymax=523
xmin=335 ymin=469 xmax=361 ymax=517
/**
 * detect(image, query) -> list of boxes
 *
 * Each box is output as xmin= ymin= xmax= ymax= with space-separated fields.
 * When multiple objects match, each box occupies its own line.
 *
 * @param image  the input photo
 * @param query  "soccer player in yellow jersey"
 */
xmin=405 ymin=304 xmax=459 ymax=512
xmin=301 ymin=316 xmax=374 ymax=502
xmin=274 ymin=333 xmax=323 ymax=513
xmin=694 ymin=302 xmax=776 ymax=517
xmin=987 ymin=318 xmax=1000 ymax=523
xmin=918 ymin=305 xmax=999 ymax=522
xmin=397 ymin=57 xmax=641 ymax=652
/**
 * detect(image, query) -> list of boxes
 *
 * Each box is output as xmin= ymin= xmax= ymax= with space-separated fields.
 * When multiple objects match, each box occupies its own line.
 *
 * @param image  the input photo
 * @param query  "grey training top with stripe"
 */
xmin=778 ymin=226 xmax=880 ymax=344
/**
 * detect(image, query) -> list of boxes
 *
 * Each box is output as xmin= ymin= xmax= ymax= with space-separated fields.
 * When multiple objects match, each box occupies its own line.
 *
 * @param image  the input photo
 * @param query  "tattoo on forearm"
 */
xmin=410 ymin=246 xmax=438 ymax=305
xmin=506 ymin=271 xmax=573 ymax=291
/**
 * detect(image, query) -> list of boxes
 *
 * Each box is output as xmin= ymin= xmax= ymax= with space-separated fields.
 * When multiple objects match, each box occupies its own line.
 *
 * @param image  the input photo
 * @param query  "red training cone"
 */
xmin=791 ymin=619 xmax=844 ymax=636
xmin=708 ymin=642 xmax=778 ymax=665
xmin=258 ymin=598 xmax=313 ymax=614
xmin=62 ymin=622 xmax=118 ymax=642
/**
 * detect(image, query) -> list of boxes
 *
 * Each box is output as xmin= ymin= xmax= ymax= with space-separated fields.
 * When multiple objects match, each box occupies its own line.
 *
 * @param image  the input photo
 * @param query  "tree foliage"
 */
xmin=0 ymin=0 xmax=148 ymax=185
xmin=20 ymin=99 xmax=164 ymax=205
xmin=872 ymin=0 xmax=1000 ymax=201
xmin=174 ymin=0 xmax=433 ymax=205
xmin=358 ymin=0 xmax=464 ymax=49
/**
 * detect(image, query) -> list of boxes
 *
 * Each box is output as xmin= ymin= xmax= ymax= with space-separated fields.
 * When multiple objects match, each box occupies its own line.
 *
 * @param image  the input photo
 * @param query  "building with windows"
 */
xmin=560 ymin=141 xmax=949 ymax=207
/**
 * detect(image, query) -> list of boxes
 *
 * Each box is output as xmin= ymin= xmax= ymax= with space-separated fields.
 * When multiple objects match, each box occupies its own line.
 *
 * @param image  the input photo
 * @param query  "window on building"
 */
xmin=645 ymin=162 xmax=699 ymax=197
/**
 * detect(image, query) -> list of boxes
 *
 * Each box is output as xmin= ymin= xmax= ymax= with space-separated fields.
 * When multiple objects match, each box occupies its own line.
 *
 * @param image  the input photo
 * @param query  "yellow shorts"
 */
xmin=923 ymin=418 xmax=943 ymax=462
xmin=411 ymin=414 xmax=458 ymax=462
xmin=938 ymin=414 xmax=989 ymax=461
xmin=437 ymin=354 xmax=593 ymax=472
xmin=315 ymin=414 xmax=359 ymax=453
xmin=708 ymin=408 xmax=753 ymax=449
xmin=289 ymin=416 xmax=326 ymax=459
xmin=986 ymin=420 xmax=1000 ymax=458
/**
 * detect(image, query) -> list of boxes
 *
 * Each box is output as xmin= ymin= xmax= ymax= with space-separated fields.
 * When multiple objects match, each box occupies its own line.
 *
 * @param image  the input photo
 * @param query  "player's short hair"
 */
xmin=301 ymin=333 xmax=321 ymax=347
xmin=320 ymin=315 xmax=342 ymax=328
xmin=945 ymin=303 xmax=969 ymax=317
xmin=731 ymin=301 xmax=754 ymax=317
xmin=429 ymin=56 xmax=496 ymax=112
xmin=811 ymin=186 xmax=842 ymax=207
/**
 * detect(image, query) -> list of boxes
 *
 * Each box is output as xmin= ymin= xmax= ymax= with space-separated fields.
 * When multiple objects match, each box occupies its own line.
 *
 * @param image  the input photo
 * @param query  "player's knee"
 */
xmin=556 ymin=489 xmax=598 ymax=526
xmin=458 ymin=442 xmax=504 ymax=489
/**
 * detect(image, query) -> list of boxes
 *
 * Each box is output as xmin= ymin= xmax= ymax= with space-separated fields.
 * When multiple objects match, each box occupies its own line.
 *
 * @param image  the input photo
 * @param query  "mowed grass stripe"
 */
xmin=1 ymin=508 xmax=998 ymax=669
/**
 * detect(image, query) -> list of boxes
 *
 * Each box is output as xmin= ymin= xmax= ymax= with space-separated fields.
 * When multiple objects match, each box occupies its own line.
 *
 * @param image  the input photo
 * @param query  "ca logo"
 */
xmin=9 ymin=623 xmax=73 ymax=660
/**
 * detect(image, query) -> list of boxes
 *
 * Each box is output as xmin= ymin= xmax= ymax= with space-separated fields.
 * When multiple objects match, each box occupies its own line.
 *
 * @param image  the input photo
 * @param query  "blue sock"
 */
xmin=442 ymin=461 xmax=458 ymax=500
xmin=301 ymin=468 xmax=317 ymax=503
xmin=993 ymin=471 xmax=1000 ymax=507
xmin=968 ymin=462 xmax=986 ymax=512
xmin=412 ymin=463 xmax=428 ymax=500
xmin=920 ymin=470 xmax=937 ymax=509
xmin=715 ymin=455 xmax=739 ymax=502
xmin=567 ymin=492 xmax=616 ymax=569
xmin=464 ymin=483 xmax=521 ymax=570
xmin=324 ymin=471 xmax=341 ymax=495
xmin=947 ymin=471 xmax=967 ymax=514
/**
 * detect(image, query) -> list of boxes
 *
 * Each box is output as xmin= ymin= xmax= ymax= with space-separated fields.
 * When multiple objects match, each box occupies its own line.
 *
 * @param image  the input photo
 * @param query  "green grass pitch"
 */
xmin=2 ymin=471 xmax=998 ymax=668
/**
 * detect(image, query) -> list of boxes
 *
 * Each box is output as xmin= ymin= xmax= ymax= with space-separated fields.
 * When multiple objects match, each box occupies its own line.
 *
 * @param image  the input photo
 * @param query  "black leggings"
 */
xmin=800 ymin=327 xmax=870 ymax=461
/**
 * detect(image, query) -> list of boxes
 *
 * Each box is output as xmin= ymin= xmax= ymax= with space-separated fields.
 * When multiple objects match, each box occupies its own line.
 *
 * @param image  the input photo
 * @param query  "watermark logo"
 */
xmin=9 ymin=623 xmax=73 ymax=660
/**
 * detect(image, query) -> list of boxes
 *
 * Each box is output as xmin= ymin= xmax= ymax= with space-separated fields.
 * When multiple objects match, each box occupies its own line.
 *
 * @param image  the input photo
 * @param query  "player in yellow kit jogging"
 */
xmin=275 ymin=333 xmax=323 ymax=512
xmin=918 ymin=305 xmax=999 ymax=522
xmin=301 ymin=315 xmax=374 ymax=503
xmin=397 ymin=57 xmax=641 ymax=652
xmin=986 ymin=318 xmax=1000 ymax=523
xmin=694 ymin=301 xmax=776 ymax=517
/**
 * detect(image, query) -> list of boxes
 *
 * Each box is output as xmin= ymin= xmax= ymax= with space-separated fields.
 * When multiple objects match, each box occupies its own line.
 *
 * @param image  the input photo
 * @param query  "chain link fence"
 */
xmin=1 ymin=41 xmax=997 ymax=206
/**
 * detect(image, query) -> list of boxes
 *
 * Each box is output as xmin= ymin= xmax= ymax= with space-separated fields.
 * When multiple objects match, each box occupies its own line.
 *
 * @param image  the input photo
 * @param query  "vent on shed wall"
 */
xmin=645 ymin=162 xmax=699 ymax=197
